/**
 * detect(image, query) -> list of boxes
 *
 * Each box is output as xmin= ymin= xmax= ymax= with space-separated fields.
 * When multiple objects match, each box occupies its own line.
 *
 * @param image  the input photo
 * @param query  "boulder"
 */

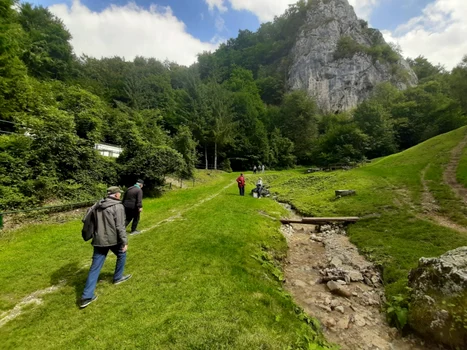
xmin=408 ymin=247 xmax=467 ymax=347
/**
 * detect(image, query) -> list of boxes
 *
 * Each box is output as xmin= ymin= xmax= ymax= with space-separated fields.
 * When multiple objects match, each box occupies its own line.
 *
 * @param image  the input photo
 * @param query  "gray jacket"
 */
xmin=91 ymin=197 xmax=128 ymax=247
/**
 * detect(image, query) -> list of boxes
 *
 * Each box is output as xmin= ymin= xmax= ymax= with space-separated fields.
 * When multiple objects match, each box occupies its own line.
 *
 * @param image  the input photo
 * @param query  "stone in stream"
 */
xmin=336 ymin=316 xmax=350 ymax=329
xmin=329 ymin=256 xmax=343 ymax=268
xmin=292 ymin=280 xmax=308 ymax=288
xmin=347 ymin=271 xmax=364 ymax=282
xmin=327 ymin=281 xmax=352 ymax=298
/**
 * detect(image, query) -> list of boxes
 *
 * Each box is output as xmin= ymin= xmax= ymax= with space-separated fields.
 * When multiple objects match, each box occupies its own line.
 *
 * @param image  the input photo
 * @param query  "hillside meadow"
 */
xmin=3 ymin=127 xmax=467 ymax=348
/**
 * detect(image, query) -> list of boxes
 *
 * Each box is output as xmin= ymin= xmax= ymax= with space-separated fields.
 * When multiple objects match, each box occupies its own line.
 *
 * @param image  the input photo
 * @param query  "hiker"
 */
xmin=256 ymin=178 xmax=263 ymax=198
xmin=236 ymin=173 xmax=245 ymax=196
xmin=123 ymin=179 xmax=144 ymax=235
xmin=80 ymin=186 xmax=131 ymax=308
xmin=253 ymin=165 xmax=257 ymax=174
xmin=261 ymin=164 xmax=265 ymax=174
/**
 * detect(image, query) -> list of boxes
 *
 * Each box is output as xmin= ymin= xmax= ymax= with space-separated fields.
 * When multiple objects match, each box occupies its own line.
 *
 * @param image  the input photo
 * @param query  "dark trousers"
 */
xmin=125 ymin=207 xmax=140 ymax=232
xmin=82 ymin=245 xmax=126 ymax=299
xmin=238 ymin=186 xmax=245 ymax=196
xmin=256 ymin=185 xmax=262 ymax=198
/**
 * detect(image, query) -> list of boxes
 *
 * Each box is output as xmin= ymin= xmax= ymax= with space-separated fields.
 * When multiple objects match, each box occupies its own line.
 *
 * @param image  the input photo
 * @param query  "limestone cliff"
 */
xmin=288 ymin=0 xmax=417 ymax=113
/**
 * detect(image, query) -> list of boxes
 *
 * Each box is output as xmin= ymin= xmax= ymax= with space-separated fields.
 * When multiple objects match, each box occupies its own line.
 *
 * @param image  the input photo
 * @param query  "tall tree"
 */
xmin=203 ymin=82 xmax=236 ymax=170
xmin=407 ymin=55 xmax=445 ymax=83
xmin=18 ymin=3 xmax=74 ymax=80
xmin=353 ymin=100 xmax=396 ymax=158
xmin=449 ymin=55 xmax=467 ymax=116
xmin=279 ymin=90 xmax=318 ymax=163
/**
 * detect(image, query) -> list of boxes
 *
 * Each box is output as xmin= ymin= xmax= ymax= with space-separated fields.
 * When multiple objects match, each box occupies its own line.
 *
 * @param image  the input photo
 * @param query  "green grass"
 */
xmin=0 ymin=171 xmax=334 ymax=349
xmin=264 ymin=126 xmax=467 ymax=298
xmin=457 ymin=140 xmax=467 ymax=188
xmin=4 ymin=127 xmax=467 ymax=347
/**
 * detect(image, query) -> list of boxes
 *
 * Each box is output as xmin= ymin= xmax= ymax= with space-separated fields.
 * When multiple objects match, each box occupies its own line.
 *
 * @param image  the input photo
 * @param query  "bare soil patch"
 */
xmin=281 ymin=222 xmax=441 ymax=350
xmin=420 ymin=165 xmax=467 ymax=233
xmin=443 ymin=133 xmax=467 ymax=204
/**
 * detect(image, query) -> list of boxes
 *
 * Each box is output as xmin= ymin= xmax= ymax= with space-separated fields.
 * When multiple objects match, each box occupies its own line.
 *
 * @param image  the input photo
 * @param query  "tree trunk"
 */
xmin=205 ymin=143 xmax=208 ymax=170
xmin=214 ymin=142 xmax=218 ymax=170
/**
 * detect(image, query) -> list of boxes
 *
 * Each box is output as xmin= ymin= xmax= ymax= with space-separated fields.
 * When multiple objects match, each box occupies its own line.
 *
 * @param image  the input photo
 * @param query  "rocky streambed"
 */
xmin=281 ymin=220 xmax=441 ymax=350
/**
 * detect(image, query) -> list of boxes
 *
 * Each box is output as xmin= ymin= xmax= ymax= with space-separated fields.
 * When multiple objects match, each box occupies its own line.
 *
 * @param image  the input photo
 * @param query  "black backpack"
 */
xmin=81 ymin=202 xmax=99 ymax=241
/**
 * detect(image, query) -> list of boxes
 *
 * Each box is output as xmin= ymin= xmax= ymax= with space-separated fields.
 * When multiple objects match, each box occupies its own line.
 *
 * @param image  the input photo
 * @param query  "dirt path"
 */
xmin=0 ymin=284 xmax=64 ymax=328
xmin=0 ymin=182 xmax=235 ymax=328
xmin=281 ymin=222 xmax=440 ymax=350
xmin=140 ymin=182 xmax=235 ymax=234
xmin=420 ymin=165 xmax=467 ymax=233
xmin=443 ymin=132 xmax=467 ymax=204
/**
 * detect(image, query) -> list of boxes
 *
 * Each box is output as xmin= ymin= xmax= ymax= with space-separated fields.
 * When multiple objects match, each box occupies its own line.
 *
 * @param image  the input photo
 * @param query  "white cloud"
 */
xmin=221 ymin=0 xmax=379 ymax=23
xmin=348 ymin=0 xmax=379 ymax=21
xmin=227 ymin=0 xmax=290 ymax=22
xmin=205 ymin=0 xmax=228 ymax=13
xmin=382 ymin=0 xmax=467 ymax=70
xmin=49 ymin=0 xmax=218 ymax=66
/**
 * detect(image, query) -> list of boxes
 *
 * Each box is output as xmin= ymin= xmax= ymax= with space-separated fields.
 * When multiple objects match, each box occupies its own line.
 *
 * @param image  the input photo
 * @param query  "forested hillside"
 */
xmin=1 ymin=0 xmax=467 ymax=210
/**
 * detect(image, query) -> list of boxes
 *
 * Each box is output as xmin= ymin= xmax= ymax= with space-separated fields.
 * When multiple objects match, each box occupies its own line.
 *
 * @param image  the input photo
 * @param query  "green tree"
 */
xmin=353 ymin=100 xmax=396 ymax=158
xmin=119 ymin=144 xmax=184 ymax=191
xmin=201 ymin=82 xmax=236 ymax=170
xmin=315 ymin=123 xmax=369 ymax=165
xmin=407 ymin=55 xmax=445 ymax=83
xmin=269 ymin=128 xmax=296 ymax=168
xmin=172 ymin=125 xmax=198 ymax=179
xmin=279 ymin=90 xmax=318 ymax=163
xmin=449 ymin=55 xmax=467 ymax=116
xmin=19 ymin=3 xmax=74 ymax=80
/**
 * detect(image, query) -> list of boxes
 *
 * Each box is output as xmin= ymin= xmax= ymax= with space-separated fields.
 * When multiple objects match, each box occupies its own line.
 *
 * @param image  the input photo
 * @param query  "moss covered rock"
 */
xmin=408 ymin=247 xmax=467 ymax=347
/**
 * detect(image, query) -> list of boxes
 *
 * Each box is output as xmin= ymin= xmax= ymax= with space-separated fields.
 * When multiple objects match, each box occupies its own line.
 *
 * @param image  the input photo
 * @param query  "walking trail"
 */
xmin=419 ymin=132 xmax=467 ymax=233
xmin=0 ymin=182 xmax=235 ymax=328
xmin=443 ymin=133 xmax=467 ymax=204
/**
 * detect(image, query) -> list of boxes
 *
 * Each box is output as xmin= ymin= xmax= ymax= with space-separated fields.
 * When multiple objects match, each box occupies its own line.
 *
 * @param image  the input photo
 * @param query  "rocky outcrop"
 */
xmin=408 ymin=247 xmax=467 ymax=347
xmin=288 ymin=0 xmax=417 ymax=113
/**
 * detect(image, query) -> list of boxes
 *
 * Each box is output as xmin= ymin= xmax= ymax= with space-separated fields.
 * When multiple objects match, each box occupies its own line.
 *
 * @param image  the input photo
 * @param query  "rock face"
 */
xmin=288 ymin=0 xmax=418 ymax=113
xmin=408 ymin=247 xmax=467 ymax=347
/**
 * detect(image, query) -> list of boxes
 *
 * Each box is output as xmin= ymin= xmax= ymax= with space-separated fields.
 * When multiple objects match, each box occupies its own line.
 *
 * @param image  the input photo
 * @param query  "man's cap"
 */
xmin=137 ymin=179 xmax=144 ymax=185
xmin=107 ymin=186 xmax=122 ymax=195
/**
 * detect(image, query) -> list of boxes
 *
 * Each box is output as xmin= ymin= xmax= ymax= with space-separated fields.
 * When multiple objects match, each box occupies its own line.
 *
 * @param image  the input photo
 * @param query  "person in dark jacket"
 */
xmin=236 ymin=173 xmax=245 ymax=196
xmin=80 ymin=186 xmax=131 ymax=308
xmin=123 ymin=179 xmax=144 ymax=235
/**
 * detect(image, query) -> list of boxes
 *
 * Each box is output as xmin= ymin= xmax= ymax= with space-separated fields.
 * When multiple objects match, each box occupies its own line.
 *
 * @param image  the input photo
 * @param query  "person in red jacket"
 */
xmin=236 ymin=173 xmax=245 ymax=196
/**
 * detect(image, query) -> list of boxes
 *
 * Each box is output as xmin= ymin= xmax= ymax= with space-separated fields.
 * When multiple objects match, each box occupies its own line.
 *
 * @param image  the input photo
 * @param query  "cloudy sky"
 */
xmin=27 ymin=0 xmax=467 ymax=70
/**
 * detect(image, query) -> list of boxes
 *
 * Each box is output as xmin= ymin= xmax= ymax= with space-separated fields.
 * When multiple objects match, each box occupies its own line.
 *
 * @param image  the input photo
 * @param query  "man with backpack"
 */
xmin=123 ymin=179 xmax=144 ymax=235
xmin=80 ymin=186 xmax=131 ymax=309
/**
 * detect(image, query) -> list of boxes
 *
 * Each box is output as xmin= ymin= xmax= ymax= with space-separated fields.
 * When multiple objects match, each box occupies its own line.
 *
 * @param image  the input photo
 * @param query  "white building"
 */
xmin=95 ymin=143 xmax=123 ymax=158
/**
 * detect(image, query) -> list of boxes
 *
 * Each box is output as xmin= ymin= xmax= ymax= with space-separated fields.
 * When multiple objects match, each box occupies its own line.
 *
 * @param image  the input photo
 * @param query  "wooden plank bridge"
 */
xmin=280 ymin=217 xmax=359 ymax=225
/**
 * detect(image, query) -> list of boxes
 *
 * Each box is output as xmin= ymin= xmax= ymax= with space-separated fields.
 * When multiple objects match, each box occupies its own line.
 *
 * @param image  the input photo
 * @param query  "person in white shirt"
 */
xmin=256 ymin=178 xmax=263 ymax=198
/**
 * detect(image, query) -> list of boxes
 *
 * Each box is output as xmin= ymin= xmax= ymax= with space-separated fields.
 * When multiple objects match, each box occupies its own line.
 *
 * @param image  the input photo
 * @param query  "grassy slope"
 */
xmin=457 ymin=141 xmax=467 ymax=188
xmin=0 ymin=171 xmax=333 ymax=349
xmin=265 ymin=126 xmax=467 ymax=297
